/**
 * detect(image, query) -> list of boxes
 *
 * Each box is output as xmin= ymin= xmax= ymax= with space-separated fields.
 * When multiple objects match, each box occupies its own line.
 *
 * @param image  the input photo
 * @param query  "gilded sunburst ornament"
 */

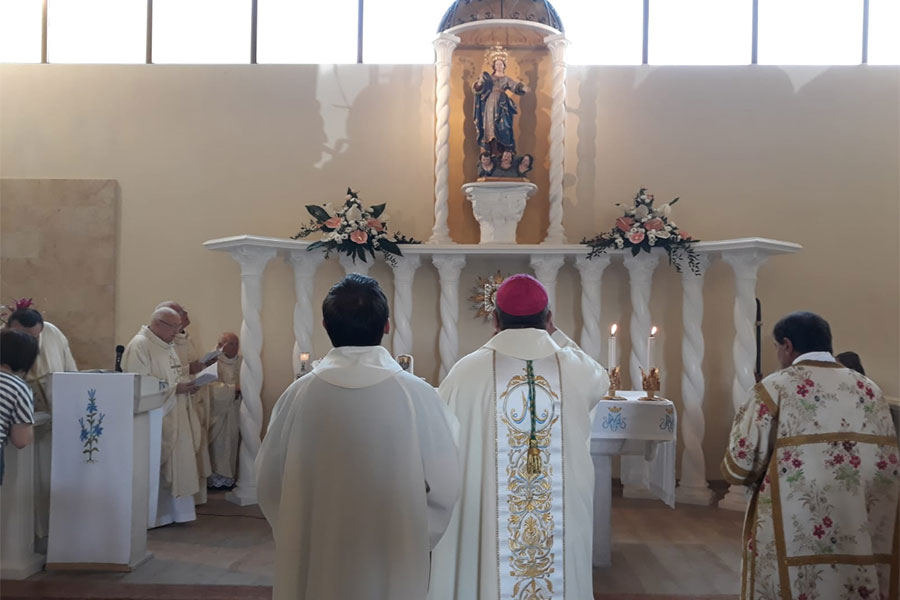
xmin=469 ymin=271 xmax=507 ymax=320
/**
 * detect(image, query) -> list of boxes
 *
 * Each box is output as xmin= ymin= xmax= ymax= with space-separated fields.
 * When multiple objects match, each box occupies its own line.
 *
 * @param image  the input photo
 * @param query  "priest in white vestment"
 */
xmin=157 ymin=301 xmax=214 ymax=504
xmin=722 ymin=311 xmax=899 ymax=600
xmin=122 ymin=307 xmax=201 ymax=527
xmin=208 ymin=332 xmax=241 ymax=488
xmin=5 ymin=308 xmax=78 ymax=412
xmin=430 ymin=274 xmax=610 ymax=600
xmin=257 ymin=274 xmax=461 ymax=600
xmin=5 ymin=307 xmax=78 ymax=543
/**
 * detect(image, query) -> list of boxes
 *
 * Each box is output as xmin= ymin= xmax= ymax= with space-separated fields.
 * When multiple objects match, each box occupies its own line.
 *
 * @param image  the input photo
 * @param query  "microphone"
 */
xmin=115 ymin=345 xmax=125 ymax=372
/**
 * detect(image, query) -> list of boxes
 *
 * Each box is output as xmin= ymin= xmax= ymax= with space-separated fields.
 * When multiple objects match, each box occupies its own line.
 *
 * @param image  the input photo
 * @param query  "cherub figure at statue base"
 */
xmin=475 ymin=151 xmax=534 ymax=182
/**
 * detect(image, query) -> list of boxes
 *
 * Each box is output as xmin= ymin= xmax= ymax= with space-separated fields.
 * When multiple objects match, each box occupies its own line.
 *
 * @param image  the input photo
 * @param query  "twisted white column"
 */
xmin=339 ymin=254 xmax=371 ymax=277
xmin=543 ymin=34 xmax=569 ymax=244
xmin=287 ymin=251 xmax=324 ymax=376
xmin=227 ymin=246 xmax=277 ymax=507
xmin=433 ymin=254 xmax=466 ymax=379
xmin=390 ymin=255 xmax=421 ymax=356
xmin=676 ymin=254 xmax=715 ymax=505
xmin=429 ymin=33 xmax=460 ymax=244
xmin=719 ymin=250 xmax=768 ymax=511
xmin=574 ymin=255 xmax=610 ymax=361
xmin=623 ymin=251 xmax=661 ymax=389
xmin=529 ymin=255 xmax=566 ymax=311
xmin=621 ymin=251 xmax=661 ymax=500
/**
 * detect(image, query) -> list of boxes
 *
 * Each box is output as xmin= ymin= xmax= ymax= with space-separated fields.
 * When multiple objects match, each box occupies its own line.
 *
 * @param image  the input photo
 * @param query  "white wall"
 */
xmin=2 ymin=64 xmax=897 ymax=480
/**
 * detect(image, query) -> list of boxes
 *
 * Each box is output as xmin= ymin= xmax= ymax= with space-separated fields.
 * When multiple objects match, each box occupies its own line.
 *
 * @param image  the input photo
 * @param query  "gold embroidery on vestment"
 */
xmin=500 ymin=365 xmax=560 ymax=598
xmin=768 ymin=457 xmax=792 ymax=600
xmin=784 ymin=553 xmax=893 ymax=566
xmin=775 ymin=432 xmax=899 ymax=448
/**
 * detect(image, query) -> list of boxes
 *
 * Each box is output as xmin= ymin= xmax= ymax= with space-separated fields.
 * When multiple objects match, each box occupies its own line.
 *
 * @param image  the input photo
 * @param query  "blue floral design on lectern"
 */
xmin=78 ymin=388 xmax=105 ymax=463
xmin=600 ymin=406 xmax=627 ymax=432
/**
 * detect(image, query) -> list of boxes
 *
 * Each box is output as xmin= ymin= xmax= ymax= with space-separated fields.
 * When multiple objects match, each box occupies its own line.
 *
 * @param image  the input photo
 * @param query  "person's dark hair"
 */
xmin=835 ymin=351 xmax=865 ymax=376
xmin=6 ymin=308 xmax=43 ymax=329
xmin=772 ymin=311 xmax=832 ymax=355
xmin=1 ymin=329 xmax=40 ymax=373
xmin=322 ymin=274 xmax=389 ymax=347
xmin=496 ymin=306 xmax=549 ymax=331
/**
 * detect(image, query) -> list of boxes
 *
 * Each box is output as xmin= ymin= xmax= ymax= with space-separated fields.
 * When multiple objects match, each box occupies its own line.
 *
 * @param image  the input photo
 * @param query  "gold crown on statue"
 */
xmin=485 ymin=45 xmax=509 ymax=67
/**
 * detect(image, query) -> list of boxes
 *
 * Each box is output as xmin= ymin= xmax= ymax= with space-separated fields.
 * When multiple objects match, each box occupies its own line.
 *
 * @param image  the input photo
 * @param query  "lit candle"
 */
xmin=299 ymin=352 xmax=310 ymax=374
xmin=647 ymin=326 xmax=658 ymax=369
xmin=608 ymin=324 xmax=617 ymax=368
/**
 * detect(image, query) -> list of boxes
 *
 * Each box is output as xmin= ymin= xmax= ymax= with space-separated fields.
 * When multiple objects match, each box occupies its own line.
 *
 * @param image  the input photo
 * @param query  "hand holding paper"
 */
xmin=201 ymin=348 xmax=223 ymax=365
xmin=190 ymin=362 xmax=219 ymax=387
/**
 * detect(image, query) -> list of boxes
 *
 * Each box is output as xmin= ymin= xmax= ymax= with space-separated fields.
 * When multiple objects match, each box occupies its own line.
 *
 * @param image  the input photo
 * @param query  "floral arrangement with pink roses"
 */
xmin=292 ymin=188 xmax=419 ymax=266
xmin=582 ymin=187 xmax=701 ymax=275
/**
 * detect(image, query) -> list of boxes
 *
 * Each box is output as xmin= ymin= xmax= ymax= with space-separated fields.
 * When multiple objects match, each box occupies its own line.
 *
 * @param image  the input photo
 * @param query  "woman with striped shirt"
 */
xmin=0 ymin=328 xmax=40 ymax=485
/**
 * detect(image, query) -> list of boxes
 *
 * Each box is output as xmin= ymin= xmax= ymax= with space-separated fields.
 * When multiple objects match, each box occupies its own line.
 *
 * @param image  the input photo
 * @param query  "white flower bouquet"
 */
xmin=292 ymin=188 xmax=420 ymax=266
xmin=582 ymin=187 xmax=701 ymax=275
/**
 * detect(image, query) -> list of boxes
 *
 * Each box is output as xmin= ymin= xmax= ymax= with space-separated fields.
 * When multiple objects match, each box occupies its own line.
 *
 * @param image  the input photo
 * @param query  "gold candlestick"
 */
xmin=639 ymin=367 xmax=661 ymax=401
xmin=603 ymin=366 xmax=625 ymax=400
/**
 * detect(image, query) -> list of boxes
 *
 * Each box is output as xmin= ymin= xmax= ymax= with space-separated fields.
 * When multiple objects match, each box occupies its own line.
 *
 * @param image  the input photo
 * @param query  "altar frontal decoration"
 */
xmin=292 ymin=188 xmax=419 ymax=266
xmin=468 ymin=271 xmax=507 ymax=321
xmin=582 ymin=188 xmax=701 ymax=275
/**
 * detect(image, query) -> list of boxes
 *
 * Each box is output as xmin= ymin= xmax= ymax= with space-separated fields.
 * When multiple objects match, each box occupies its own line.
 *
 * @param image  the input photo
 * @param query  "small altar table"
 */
xmin=590 ymin=391 xmax=676 ymax=567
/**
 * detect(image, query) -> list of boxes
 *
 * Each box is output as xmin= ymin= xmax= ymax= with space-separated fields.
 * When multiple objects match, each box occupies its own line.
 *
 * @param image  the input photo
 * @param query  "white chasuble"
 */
xmin=122 ymin=326 xmax=198 ymax=527
xmin=431 ymin=327 xmax=609 ymax=600
xmin=174 ymin=331 xmax=210 ymax=505
xmin=495 ymin=353 xmax=565 ymax=599
xmin=256 ymin=346 xmax=461 ymax=600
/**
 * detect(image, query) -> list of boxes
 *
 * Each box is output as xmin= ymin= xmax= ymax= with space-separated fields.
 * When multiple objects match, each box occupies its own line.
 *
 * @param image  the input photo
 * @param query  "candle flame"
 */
xmin=300 ymin=353 xmax=310 ymax=361
xmin=610 ymin=324 xmax=617 ymax=336
xmin=650 ymin=326 xmax=657 ymax=337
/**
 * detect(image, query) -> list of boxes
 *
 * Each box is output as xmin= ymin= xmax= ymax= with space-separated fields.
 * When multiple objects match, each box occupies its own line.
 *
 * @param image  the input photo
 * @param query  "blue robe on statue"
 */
xmin=473 ymin=71 xmax=526 ymax=155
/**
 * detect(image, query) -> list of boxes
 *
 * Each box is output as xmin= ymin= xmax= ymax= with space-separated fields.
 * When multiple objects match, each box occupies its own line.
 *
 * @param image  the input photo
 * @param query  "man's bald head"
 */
xmin=218 ymin=332 xmax=239 ymax=359
xmin=150 ymin=307 xmax=182 ymax=343
xmin=156 ymin=300 xmax=189 ymax=329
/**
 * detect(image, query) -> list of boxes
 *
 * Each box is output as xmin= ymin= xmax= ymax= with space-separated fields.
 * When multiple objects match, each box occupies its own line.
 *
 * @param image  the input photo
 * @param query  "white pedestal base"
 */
xmin=226 ymin=489 xmax=258 ymax=507
xmin=591 ymin=454 xmax=612 ymax=567
xmin=462 ymin=181 xmax=537 ymax=244
xmin=621 ymin=485 xmax=657 ymax=500
xmin=718 ymin=486 xmax=749 ymax=511
xmin=676 ymin=484 xmax=717 ymax=506
xmin=0 ymin=438 xmax=45 ymax=579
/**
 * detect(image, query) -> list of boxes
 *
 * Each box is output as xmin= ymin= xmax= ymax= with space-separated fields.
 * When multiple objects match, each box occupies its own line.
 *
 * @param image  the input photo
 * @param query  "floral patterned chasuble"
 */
xmin=723 ymin=360 xmax=900 ymax=600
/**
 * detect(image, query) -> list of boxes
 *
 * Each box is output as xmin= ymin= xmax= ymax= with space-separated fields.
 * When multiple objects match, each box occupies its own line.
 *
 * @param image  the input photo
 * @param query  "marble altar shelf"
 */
xmin=203 ymin=235 xmax=801 ymax=509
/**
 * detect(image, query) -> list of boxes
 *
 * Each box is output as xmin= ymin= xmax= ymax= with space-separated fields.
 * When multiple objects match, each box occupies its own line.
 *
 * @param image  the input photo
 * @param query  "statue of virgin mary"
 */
xmin=473 ymin=46 xmax=529 ymax=157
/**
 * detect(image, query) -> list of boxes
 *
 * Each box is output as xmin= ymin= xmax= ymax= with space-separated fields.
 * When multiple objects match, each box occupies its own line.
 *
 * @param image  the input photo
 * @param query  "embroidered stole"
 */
xmin=494 ymin=351 xmax=565 ymax=599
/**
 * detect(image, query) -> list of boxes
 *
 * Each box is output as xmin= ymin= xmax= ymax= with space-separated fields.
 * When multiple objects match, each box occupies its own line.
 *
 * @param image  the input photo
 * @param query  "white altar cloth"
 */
xmin=590 ymin=391 xmax=677 ymax=567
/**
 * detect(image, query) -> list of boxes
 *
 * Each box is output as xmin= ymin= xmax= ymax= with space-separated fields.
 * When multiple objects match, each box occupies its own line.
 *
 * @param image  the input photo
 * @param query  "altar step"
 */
xmin=0 ymin=581 xmax=735 ymax=600
xmin=0 ymin=582 xmax=270 ymax=600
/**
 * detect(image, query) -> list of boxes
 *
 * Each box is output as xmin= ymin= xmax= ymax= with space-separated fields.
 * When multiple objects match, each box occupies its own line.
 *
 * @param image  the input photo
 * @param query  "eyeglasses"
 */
xmin=159 ymin=320 xmax=181 ymax=330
